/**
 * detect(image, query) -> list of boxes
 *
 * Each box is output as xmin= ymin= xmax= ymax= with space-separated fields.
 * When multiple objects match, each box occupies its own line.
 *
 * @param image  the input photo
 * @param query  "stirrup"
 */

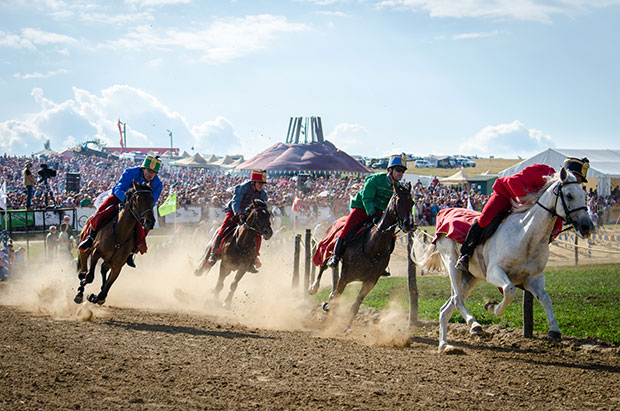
xmin=455 ymin=255 xmax=470 ymax=272
xmin=78 ymin=236 xmax=93 ymax=251
xmin=381 ymin=270 xmax=390 ymax=277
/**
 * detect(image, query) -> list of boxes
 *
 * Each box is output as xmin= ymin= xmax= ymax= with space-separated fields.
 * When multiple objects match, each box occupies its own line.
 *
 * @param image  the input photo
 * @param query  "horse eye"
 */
xmin=566 ymin=194 xmax=574 ymax=201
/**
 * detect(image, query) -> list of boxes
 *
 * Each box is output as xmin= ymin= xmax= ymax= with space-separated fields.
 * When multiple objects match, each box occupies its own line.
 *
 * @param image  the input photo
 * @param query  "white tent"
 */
xmin=499 ymin=148 xmax=620 ymax=196
xmin=439 ymin=169 xmax=469 ymax=185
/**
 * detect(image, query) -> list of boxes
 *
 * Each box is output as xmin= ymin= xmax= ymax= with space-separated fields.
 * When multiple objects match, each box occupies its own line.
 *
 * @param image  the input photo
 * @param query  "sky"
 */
xmin=1 ymin=0 xmax=619 ymax=160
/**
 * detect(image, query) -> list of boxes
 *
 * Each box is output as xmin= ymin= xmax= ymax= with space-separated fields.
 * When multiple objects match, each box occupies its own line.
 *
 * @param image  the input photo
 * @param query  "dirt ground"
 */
xmin=1 ymin=233 xmax=619 ymax=410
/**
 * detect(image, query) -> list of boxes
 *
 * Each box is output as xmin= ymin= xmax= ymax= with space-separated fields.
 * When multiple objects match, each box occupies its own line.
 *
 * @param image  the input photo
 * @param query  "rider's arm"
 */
xmin=360 ymin=175 xmax=378 ymax=215
xmin=231 ymin=183 xmax=247 ymax=214
xmin=112 ymin=167 xmax=138 ymax=203
xmin=151 ymin=177 xmax=163 ymax=205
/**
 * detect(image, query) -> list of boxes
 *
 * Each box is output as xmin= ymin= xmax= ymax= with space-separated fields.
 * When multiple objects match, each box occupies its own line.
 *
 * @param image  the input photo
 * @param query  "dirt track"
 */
xmin=1 ymin=237 xmax=619 ymax=409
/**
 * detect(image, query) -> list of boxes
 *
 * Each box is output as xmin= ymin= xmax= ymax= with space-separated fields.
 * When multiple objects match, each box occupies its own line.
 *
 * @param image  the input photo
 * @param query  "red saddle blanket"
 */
xmin=81 ymin=208 xmax=148 ymax=254
xmin=313 ymin=216 xmax=347 ymax=266
xmin=434 ymin=208 xmax=480 ymax=244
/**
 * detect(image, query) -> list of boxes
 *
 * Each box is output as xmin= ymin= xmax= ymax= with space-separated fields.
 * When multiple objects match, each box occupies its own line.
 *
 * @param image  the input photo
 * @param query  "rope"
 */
xmin=552 ymin=238 xmax=620 ymax=254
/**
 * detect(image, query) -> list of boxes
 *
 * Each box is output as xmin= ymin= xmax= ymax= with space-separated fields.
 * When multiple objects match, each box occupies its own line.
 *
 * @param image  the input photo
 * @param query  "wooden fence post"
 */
xmin=574 ymin=235 xmax=579 ymax=265
xmin=304 ymin=229 xmax=311 ymax=296
xmin=407 ymin=232 xmax=419 ymax=327
xmin=292 ymin=234 xmax=301 ymax=289
xmin=523 ymin=289 xmax=534 ymax=338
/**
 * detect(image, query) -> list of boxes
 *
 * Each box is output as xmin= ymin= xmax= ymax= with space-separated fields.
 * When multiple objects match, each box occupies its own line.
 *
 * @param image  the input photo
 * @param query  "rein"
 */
xmin=535 ymin=181 xmax=587 ymax=227
xmin=374 ymin=189 xmax=411 ymax=234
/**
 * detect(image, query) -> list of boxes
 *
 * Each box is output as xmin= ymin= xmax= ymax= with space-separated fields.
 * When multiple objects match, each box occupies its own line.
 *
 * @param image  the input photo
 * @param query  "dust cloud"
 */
xmin=0 ymin=232 xmax=414 ymax=347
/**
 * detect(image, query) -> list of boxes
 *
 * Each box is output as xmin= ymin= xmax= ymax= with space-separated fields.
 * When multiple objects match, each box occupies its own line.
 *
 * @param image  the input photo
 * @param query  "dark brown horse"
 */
xmin=74 ymin=181 xmax=155 ymax=305
xmin=194 ymin=199 xmax=273 ymax=308
xmin=309 ymin=182 xmax=415 ymax=327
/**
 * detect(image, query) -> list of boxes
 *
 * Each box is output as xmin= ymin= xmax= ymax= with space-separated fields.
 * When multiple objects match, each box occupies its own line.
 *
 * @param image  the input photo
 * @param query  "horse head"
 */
xmin=244 ymin=199 xmax=273 ymax=240
xmin=385 ymin=181 xmax=415 ymax=233
xmin=555 ymin=168 xmax=594 ymax=238
xmin=126 ymin=180 xmax=156 ymax=230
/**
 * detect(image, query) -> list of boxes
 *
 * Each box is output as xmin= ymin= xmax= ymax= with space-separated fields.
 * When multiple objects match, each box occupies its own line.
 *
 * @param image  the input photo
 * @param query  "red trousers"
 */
xmin=215 ymin=211 xmax=261 ymax=254
xmin=336 ymin=207 xmax=370 ymax=240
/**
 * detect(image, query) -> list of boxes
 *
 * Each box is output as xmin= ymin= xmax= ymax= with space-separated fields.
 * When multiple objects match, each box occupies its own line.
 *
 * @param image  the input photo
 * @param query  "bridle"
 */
xmin=125 ymin=189 xmax=154 ymax=228
xmin=535 ymin=180 xmax=587 ymax=228
xmin=241 ymin=204 xmax=271 ymax=236
xmin=374 ymin=187 xmax=413 ymax=233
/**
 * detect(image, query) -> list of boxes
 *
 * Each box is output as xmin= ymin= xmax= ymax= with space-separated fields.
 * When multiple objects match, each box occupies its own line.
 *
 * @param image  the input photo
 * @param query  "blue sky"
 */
xmin=1 ymin=0 xmax=619 ymax=159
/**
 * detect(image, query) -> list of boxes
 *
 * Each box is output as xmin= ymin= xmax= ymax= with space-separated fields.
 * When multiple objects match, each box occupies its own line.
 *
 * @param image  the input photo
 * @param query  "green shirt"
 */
xmin=350 ymin=172 xmax=398 ymax=215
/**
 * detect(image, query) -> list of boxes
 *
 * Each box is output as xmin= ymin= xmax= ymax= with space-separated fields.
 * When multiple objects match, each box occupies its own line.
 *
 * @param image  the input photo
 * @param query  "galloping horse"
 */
xmin=309 ymin=182 xmax=415 ymax=328
xmin=74 ymin=181 xmax=155 ymax=305
xmin=416 ymin=168 xmax=593 ymax=352
xmin=194 ymin=199 xmax=273 ymax=308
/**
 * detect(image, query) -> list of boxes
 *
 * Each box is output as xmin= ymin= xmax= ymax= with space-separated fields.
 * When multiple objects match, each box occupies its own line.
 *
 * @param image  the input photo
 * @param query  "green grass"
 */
xmin=316 ymin=263 xmax=620 ymax=344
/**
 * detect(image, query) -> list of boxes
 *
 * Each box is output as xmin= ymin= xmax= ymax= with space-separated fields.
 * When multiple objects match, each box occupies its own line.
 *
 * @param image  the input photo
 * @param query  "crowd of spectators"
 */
xmin=1 ymin=154 xmax=618 ymax=229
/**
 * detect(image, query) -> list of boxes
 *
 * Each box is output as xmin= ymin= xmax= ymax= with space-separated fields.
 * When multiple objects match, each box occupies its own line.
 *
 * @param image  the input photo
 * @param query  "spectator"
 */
xmin=23 ymin=162 xmax=35 ymax=209
xmin=46 ymin=226 xmax=58 ymax=260
xmin=58 ymin=222 xmax=74 ymax=258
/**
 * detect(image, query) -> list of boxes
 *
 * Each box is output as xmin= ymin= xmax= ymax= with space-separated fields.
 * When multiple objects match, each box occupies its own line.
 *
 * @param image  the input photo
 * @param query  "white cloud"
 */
xmin=0 ymin=85 xmax=242 ymax=156
xmin=327 ymin=123 xmax=371 ymax=154
xmin=0 ymin=28 xmax=77 ymax=50
xmin=375 ymin=0 xmax=620 ymax=23
xmin=453 ymin=30 xmax=502 ymax=40
xmin=125 ymin=0 xmax=192 ymax=7
xmin=459 ymin=120 xmax=554 ymax=157
xmin=104 ymin=15 xmax=309 ymax=64
xmin=14 ymin=69 xmax=69 ymax=80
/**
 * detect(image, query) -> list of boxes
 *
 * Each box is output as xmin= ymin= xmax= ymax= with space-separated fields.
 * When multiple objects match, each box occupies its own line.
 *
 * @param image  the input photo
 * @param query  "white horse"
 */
xmin=416 ymin=168 xmax=594 ymax=352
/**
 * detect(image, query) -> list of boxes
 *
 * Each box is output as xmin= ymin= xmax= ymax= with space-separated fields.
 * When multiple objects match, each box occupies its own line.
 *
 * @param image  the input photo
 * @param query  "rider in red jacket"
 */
xmin=455 ymin=157 xmax=590 ymax=272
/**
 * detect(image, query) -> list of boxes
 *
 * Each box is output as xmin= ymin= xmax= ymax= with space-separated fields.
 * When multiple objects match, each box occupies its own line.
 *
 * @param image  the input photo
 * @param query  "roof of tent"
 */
xmin=235 ymin=141 xmax=373 ymax=175
xmin=439 ymin=169 xmax=469 ymax=184
xmin=499 ymin=148 xmax=620 ymax=178
xmin=172 ymin=153 xmax=215 ymax=168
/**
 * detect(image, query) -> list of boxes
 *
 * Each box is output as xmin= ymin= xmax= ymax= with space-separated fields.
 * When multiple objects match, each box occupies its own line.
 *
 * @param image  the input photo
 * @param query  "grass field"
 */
xmin=316 ymin=263 xmax=620 ymax=345
xmin=405 ymin=158 xmax=522 ymax=177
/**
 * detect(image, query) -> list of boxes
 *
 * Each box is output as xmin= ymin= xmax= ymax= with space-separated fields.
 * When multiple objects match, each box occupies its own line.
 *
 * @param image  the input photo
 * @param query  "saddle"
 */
xmin=433 ymin=208 xmax=509 ymax=245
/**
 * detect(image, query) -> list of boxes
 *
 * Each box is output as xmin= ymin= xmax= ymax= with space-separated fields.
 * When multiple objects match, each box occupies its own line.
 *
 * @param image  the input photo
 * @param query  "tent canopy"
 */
xmin=172 ymin=153 xmax=214 ymax=168
xmin=236 ymin=140 xmax=373 ymax=175
xmin=439 ymin=169 xmax=469 ymax=184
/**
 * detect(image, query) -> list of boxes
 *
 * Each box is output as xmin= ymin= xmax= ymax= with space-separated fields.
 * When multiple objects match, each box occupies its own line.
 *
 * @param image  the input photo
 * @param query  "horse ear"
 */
xmin=560 ymin=167 xmax=568 ymax=182
xmin=132 ymin=179 xmax=138 ymax=189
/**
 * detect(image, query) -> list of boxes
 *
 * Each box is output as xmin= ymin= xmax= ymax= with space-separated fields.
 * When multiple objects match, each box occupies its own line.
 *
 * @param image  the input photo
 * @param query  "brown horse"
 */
xmin=74 ymin=181 xmax=155 ymax=305
xmin=309 ymin=182 xmax=415 ymax=328
xmin=194 ymin=199 xmax=273 ymax=308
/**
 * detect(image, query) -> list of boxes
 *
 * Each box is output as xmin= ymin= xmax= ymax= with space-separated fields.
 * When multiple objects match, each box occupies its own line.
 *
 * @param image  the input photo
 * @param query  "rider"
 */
xmin=455 ymin=157 xmax=589 ymax=272
xmin=78 ymin=155 xmax=163 ymax=268
xmin=206 ymin=169 xmax=269 ymax=272
xmin=326 ymin=154 xmax=408 ymax=271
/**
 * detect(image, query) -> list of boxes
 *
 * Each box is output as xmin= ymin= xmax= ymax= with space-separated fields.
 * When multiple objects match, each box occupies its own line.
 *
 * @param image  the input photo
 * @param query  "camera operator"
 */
xmin=38 ymin=164 xmax=57 ymax=207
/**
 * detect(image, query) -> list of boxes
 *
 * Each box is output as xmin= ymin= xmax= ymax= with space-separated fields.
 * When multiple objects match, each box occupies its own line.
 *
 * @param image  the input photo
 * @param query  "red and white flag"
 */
xmin=292 ymin=196 xmax=303 ymax=213
xmin=118 ymin=119 xmax=124 ymax=149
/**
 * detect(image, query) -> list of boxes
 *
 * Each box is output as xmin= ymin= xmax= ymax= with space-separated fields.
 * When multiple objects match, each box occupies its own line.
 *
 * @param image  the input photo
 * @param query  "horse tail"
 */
xmin=411 ymin=232 xmax=444 ymax=274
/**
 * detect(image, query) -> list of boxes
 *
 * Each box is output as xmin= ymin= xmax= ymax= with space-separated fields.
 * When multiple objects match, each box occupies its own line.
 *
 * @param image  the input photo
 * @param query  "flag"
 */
xmin=118 ymin=119 xmax=124 ymax=148
xmin=467 ymin=197 xmax=474 ymax=210
xmin=0 ymin=180 xmax=6 ymax=210
xmin=158 ymin=192 xmax=177 ymax=217
xmin=94 ymin=189 xmax=112 ymax=210
xmin=292 ymin=196 xmax=302 ymax=213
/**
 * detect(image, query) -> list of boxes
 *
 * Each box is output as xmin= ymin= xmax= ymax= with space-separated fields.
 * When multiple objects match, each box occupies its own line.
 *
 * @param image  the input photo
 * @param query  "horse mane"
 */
xmin=125 ymin=181 xmax=153 ymax=201
xmin=511 ymin=172 xmax=560 ymax=214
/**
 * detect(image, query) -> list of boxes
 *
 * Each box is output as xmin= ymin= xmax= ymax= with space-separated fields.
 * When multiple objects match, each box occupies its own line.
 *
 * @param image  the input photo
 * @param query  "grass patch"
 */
xmin=315 ymin=263 xmax=620 ymax=344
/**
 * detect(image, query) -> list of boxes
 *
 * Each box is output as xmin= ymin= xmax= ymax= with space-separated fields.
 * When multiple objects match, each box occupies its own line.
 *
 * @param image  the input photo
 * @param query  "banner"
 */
xmin=0 ymin=211 xmax=35 ymax=228
xmin=158 ymin=192 xmax=177 ymax=217
xmin=0 ymin=180 xmax=6 ymax=210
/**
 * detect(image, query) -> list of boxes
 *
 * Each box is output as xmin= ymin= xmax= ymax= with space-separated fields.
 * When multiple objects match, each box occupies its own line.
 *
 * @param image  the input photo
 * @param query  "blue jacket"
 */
xmin=225 ymin=181 xmax=268 ymax=214
xmin=112 ymin=166 xmax=163 ymax=206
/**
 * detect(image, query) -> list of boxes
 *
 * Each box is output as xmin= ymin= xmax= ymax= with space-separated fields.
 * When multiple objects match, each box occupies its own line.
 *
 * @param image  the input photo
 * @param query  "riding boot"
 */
xmin=455 ymin=221 xmax=483 ymax=272
xmin=326 ymin=237 xmax=345 ymax=268
xmin=207 ymin=234 xmax=223 ymax=266
xmin=78 ymin=229 xmax=97 ymax=251
xmin=126 ymin=253 xmax=136 ymax=268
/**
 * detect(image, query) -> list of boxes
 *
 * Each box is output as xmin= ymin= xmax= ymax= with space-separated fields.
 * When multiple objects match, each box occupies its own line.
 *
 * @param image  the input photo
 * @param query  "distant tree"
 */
xmin=44 ymin=139 xmax=51 ymax=150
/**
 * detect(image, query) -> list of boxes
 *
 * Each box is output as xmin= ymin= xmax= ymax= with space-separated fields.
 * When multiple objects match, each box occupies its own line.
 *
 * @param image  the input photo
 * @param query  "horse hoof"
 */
xmin=194 ymin=269 xmax=203 ymax=277
xmin=471 ymin=325 xmax=484 ymax=335
xmin=308 ymin=286 xmax=318 ymax=296
xmin=222 ymin=301 xmax=231 ymax=310
xmin=87 ymin=294 xmax=99 ymax=304
xmin=74 ymin=294 xmax=83 ymax=304
xmin=440 ymin=345 xmax=466 ymax=355
xmin=484 ymin=301 xmax=497 ymax=313
xmin=548 ymin=331 xmax=561 ymax=341
xmin=321 ymin=302 xmax=330 ymax=312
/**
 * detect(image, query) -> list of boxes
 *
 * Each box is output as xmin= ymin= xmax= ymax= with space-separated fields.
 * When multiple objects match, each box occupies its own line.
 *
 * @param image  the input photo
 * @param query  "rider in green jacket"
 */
xmin=326 ymin=154 xmax=408 ymax=269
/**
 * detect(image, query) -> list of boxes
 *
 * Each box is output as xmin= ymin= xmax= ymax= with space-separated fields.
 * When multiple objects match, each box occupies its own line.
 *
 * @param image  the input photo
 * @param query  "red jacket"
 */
xmin=492 ymin=164 xmax=555 ymax=202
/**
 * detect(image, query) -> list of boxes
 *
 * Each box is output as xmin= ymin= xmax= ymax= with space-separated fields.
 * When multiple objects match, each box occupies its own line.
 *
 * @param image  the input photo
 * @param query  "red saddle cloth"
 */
xmin=434 ymin=208 xmax=481 ymax=244
xmin=80 ymin=207 xmax=148 ymax=254
xmin=313 ymin=216 xmax=346 ymax=266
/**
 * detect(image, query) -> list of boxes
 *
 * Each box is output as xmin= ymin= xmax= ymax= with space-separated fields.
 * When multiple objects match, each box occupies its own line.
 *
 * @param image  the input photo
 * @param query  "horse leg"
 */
xmin=74 ymin=252 xmax=90 ymax=303
xmin=212 ymin=264 xmax=231 ymax=301
xmin=346 ymin=277 xmax=379 ymax=329
xmin=88 ymin=265 xmax=121 ymax=305
xmin=523 ymin=273 xmax=561 ymax=340
xmin=194 ymin=245 xmax=212 ymax=277
xmin=483 ymin=266 xmax=517 ymax=317
xmin=223 ymin=270 xmax=246 ymax=309
xmin=308 ymin=265 xmax=326 ymax=295
xmin=322 ymin=265 xmax=341 ymax=312
xmin=455 ymin=271 xmax=484 ymax=335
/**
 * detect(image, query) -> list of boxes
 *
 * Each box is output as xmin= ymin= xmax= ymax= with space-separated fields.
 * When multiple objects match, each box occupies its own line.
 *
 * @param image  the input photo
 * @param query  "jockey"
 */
xmin=206 ymin=169 xmax=269 ymax=272
xmin=325 ymin=154 xmax=407 ymax=271
xmin=78 ymin=155 xmax=163 ymax=268
xmin=455 ymin=157 xmax=589 ymax=272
